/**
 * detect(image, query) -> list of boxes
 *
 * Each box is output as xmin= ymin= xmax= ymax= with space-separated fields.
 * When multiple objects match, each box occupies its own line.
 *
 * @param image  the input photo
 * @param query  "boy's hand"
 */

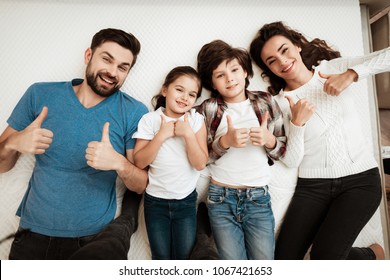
xmin=249 ymin=111 xmax=275 ymax=148
xmin=220 ymin=115 xmax=249 ymax=149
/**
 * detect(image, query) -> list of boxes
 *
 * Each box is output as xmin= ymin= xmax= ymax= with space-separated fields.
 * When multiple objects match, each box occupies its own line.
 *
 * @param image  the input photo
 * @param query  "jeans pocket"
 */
xmin=144 ymin=193 xmax=157 ymax=208
xmin=250 ymin=189 xmax=271 ymax=208
xmin=77 ymin=234 xmax=95 ymax=248
xmin=11 ymin=228 xmax=30 ymax=245
xmin=207 ymin=184 xmax=225 ymax=205
xmin=183 ymin=190 xmax=198 ymax=207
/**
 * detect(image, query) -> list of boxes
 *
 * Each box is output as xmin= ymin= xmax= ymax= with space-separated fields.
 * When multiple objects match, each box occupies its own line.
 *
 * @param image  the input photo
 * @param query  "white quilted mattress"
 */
xmin=0 ymin=0 xmax=388 ymax=260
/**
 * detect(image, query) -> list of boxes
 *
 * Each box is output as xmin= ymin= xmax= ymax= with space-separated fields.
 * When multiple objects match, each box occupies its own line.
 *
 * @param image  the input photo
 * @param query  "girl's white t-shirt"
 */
xmin=133 ymin=107 xmax=204 ymax=199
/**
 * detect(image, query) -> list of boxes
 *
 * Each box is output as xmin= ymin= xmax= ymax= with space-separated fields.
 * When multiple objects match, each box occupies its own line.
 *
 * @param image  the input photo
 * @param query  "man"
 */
xmin=0 ymin=28 xmax=149 ymax=259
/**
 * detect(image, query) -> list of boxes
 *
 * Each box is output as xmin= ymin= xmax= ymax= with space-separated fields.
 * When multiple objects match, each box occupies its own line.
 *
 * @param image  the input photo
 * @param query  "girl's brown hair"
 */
xmin=152 ymin=66 xmax=202 ymax=110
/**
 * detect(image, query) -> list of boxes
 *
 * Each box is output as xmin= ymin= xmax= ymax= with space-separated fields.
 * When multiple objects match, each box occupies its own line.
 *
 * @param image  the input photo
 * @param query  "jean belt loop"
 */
xmin=246 ymin=189 xmax=251 ymax=199
xmin=224 ymin=186 xmax=228 ymax=197
xmin=263 ymin=185 xmax=268 ymax=196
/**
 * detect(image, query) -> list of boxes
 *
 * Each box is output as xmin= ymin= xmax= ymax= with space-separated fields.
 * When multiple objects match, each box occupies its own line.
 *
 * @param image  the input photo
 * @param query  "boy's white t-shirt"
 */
xmin=133 ymin=107 xmax=204 ymax=199
xmin=208 ymin=99 xmax=270 ymax=187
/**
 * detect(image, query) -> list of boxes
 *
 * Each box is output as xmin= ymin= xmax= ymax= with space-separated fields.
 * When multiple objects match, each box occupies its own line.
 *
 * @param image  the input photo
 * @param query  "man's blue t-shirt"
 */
xmin=7 ymin=79 xmax=148 ymax=237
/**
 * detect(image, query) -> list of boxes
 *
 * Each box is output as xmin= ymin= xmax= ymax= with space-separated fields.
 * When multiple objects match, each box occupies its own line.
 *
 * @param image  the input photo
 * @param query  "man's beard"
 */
xmin=86 ymin=68 xmax=120 ymax=98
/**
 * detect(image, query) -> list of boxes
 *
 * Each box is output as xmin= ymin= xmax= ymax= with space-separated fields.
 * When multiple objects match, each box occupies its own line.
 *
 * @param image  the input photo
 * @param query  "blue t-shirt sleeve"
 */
xmin=7 ymin=83 xmax=42 ymax=131
xmin=124 ymin=101 xmax=149 ymax=150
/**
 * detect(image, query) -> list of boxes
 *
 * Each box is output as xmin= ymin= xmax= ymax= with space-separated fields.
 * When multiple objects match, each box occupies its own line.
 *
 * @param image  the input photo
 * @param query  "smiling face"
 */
xmin=260 ymin=35 xmax=306 ymax=85
xmin=84 ymin=41 xmax=134 ymax=97
xmin=211 ymin=58 xmax=247 ymax=103
xmin=162 ymin=75 xmax=200 ymax=118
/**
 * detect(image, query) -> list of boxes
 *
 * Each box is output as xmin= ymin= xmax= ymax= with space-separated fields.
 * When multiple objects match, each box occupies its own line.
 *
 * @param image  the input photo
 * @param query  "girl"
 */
xmin=196 ymin=40 xmax=286 ymax=260
xmin=133 ymin=66 xmax=208 ymax=260
xmin=249 ymin=21 xmax=389 ymax=260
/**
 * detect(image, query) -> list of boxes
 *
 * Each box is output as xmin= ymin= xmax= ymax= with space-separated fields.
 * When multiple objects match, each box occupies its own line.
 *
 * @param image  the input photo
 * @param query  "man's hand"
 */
xmin=86 ymin=122 xmax=122 ymax=171
xmin=9 ymin=106 xmax=53 ymax=154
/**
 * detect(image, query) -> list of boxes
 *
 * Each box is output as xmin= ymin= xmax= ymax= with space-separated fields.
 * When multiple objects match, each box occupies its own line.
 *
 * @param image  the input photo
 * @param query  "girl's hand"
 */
xmin=157 ymin=115 xmax=175 ymax=141
xmin=319 ymin=69 xmax=357 ymax=96
xmin=286 ymin=95 xmax=315 ymax=126
xmin=174 ymin=113 xmax=193 ymax=138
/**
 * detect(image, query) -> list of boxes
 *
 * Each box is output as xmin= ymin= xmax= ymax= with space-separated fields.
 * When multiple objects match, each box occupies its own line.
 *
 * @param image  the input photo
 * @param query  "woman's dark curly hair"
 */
xmin=249 ymin=21 xmax=340 ymax=95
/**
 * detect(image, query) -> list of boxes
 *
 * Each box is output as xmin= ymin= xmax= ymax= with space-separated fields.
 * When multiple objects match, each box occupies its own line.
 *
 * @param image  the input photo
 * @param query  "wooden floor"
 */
xmin=379 ymin=109 xmax=390 ymax=146
xmin=379 ymin=109 xmax=390 ymax=218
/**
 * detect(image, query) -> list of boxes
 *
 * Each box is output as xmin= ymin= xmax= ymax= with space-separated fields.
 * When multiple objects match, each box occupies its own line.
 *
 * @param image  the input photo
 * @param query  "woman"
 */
xmin=249 ymin=21 xmax=389 ymax=260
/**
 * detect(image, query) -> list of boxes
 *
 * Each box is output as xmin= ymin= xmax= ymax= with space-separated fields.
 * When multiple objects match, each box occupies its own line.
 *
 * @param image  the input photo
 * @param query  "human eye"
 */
xmin=268 ymin=59 xmax=275 ymax=66
xmin=119 ymin=65 xmax=129 ymax=72
xmin=102 ymin=56 xmax=110 ymax=63
xmin=282 ymin=47 xmax=288 ymax=54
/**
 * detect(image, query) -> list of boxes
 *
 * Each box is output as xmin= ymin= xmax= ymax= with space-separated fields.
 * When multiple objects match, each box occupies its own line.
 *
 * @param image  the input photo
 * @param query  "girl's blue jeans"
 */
xmin=144 ymin=190 xmax=197 ymax=260
xmin=207 ymin=183 xmax=275 ymax=260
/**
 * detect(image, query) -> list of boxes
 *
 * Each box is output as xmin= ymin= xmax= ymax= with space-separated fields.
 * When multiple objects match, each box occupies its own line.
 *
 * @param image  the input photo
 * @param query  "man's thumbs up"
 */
xmin=31 ymin=106 xmax=48 ymax=128
xmin=101 ymin=122 xmax=111 ymax=143
xmin=10 ymin=106 xmax=54 ymax=154
xmin=86 ymin=122 xmax=119 ymax=171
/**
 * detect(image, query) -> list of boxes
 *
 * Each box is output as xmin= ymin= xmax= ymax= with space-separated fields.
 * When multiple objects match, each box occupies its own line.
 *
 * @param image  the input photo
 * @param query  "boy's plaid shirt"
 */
xmin=195 ymin=90 xmax=286 ymax=165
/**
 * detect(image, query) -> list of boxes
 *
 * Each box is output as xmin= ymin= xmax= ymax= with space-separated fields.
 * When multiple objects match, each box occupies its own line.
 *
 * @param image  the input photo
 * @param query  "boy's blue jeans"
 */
xmin=207 ymin=183 xmax=275 ymax=260
xmin=144 ymin=190 xmax=197 ymax=260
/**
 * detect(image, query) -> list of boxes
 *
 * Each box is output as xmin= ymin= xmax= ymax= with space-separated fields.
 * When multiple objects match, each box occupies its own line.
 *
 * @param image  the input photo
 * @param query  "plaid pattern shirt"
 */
xmin=196 ymin=90 xmax=286 ymax=165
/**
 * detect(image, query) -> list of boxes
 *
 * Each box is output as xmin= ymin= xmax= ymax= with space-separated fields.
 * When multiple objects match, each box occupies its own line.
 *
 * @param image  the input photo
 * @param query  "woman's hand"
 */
xmin=319 ymin=69 xmax=358 ymax=96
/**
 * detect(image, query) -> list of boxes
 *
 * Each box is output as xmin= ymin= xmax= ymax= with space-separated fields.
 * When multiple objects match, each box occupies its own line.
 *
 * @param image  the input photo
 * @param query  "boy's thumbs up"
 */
xmin=260 ymin=111 xmax=269 ymax=128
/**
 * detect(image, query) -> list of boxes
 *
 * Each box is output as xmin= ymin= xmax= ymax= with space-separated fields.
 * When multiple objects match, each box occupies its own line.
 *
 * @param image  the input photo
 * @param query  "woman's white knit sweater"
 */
xmin=276 ymin=47 xmax=390 ymax=179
